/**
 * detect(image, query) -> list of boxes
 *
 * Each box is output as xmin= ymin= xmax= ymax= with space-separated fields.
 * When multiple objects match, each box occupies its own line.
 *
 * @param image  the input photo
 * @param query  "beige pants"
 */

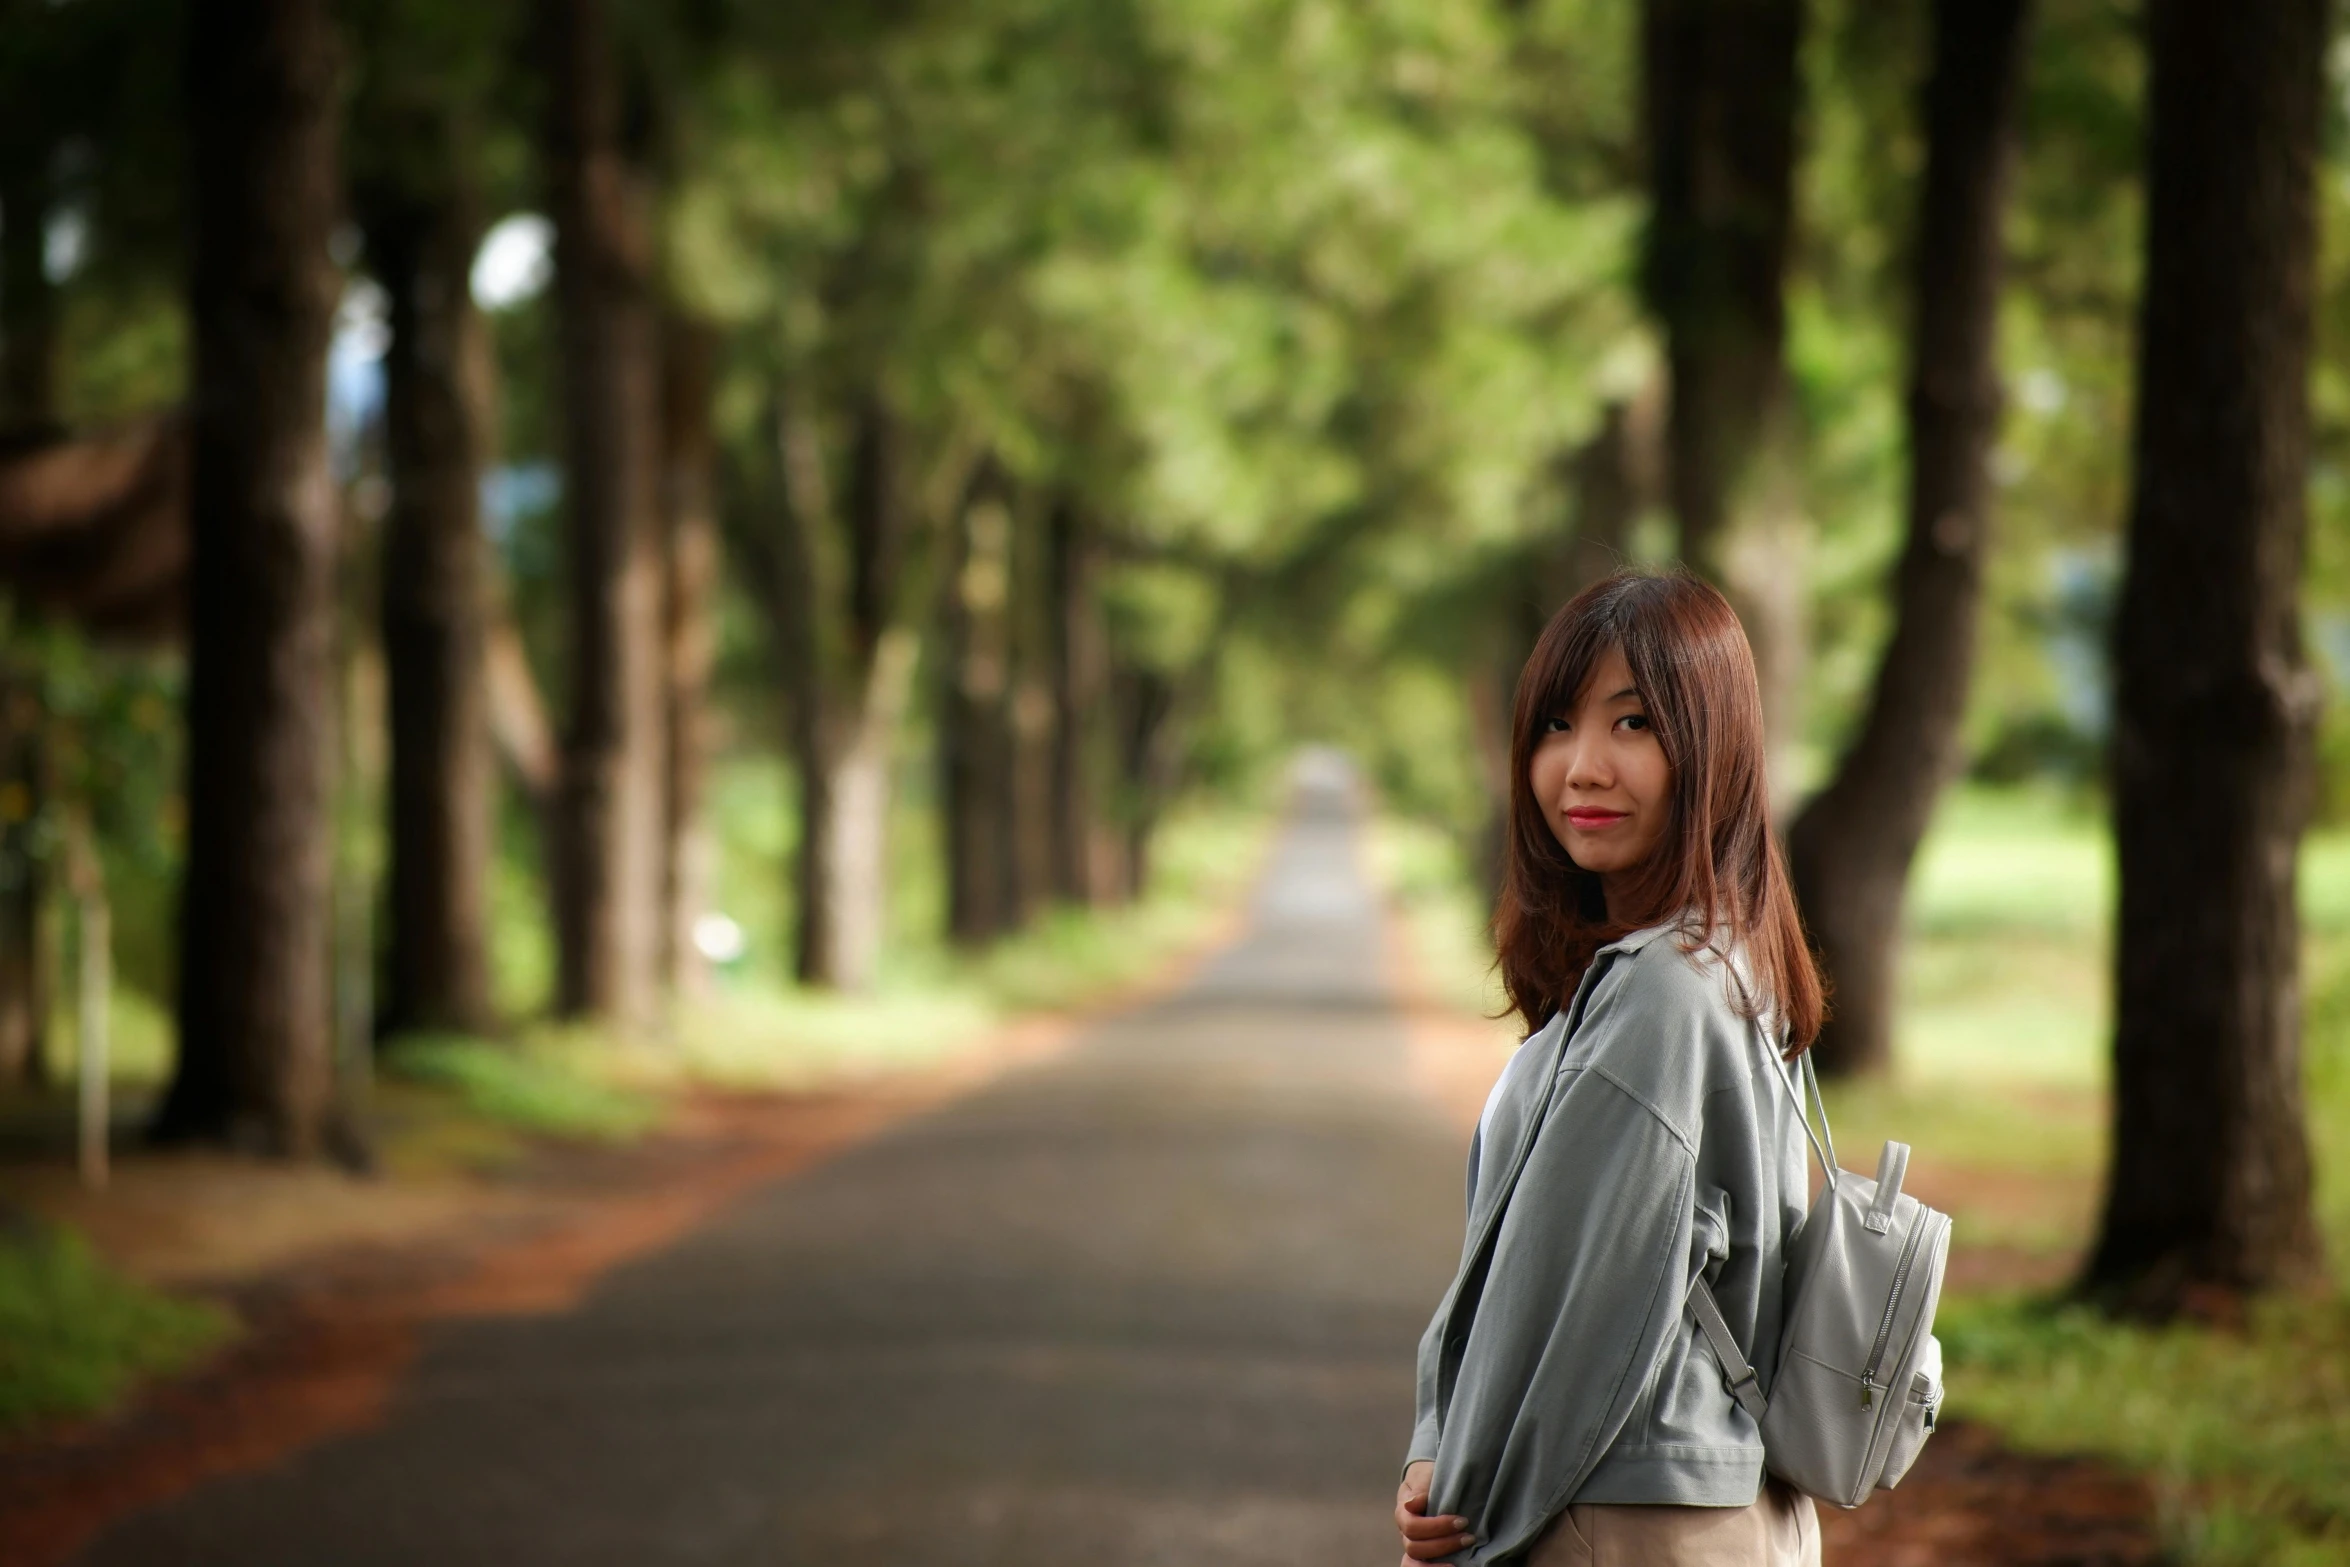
xmin=1526 ymin=1480 xmax=1820 ymax=1567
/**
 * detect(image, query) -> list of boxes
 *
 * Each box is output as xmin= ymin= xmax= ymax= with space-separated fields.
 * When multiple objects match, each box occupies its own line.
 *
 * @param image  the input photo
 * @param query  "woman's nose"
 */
xmin=1563 ymin=736 xmax=1611 ymax=788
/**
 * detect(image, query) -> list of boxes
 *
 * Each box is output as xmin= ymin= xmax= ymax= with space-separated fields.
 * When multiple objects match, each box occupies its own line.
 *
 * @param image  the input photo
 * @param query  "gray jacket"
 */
xmin=1406 ymin=921 xmax=1809 ymax=1564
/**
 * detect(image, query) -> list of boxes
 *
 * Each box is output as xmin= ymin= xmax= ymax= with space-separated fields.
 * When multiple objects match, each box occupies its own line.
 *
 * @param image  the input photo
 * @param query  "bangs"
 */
xmin=1523 ymin=628 xmax=1608 ymax=729
xmin=1519 ymin=593 xmax=1621 ymax=730
xmin=1514 ymin=577 xmax=1678 ymax=769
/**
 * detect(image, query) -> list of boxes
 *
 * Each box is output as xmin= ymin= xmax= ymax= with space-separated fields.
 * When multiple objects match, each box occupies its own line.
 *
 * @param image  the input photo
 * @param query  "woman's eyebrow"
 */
xmin=1607 ymin=686 xmax=1640 ymax=701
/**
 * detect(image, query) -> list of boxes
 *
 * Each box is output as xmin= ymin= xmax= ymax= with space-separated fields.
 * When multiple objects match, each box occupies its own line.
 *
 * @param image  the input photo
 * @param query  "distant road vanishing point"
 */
xmin=81 ymin=755 xmax=1473 ymax=1567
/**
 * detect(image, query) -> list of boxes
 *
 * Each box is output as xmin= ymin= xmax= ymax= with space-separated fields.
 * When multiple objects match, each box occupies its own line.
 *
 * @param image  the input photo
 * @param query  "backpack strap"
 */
xmin=1683 ymin=1021 xmax=1843 ymax=1425
xmin=1760 ymin=1021 xmax=1838 ymax=1190
xmin=1687 ymin=1276 xmax=1770 ymax=1424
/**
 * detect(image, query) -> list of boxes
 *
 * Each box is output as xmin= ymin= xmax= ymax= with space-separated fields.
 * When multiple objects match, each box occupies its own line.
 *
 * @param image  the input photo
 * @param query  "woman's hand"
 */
xmin=1394 ymin=1460 xmax=1476 ymax=1563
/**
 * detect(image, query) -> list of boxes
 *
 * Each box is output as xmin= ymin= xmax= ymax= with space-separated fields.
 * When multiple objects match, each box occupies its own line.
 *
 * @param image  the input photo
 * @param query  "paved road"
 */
xmin=82 ymin=767 xmax=1470 ymax=1566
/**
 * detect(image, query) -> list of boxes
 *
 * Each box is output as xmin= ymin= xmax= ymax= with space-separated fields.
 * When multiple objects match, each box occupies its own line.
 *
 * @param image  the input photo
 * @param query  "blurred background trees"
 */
xmin=0 ymin=0 xmax=2344 ymax=1320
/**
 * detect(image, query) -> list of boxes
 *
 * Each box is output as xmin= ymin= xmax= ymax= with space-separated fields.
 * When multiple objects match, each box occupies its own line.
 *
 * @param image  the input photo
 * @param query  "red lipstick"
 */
xmin=1564 ymin=808 xmax=1629 ymax=830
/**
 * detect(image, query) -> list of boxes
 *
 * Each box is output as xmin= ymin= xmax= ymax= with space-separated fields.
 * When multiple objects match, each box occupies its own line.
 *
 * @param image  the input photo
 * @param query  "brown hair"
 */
xmin=1491 ymin=568 xmax=1824 ymax=1053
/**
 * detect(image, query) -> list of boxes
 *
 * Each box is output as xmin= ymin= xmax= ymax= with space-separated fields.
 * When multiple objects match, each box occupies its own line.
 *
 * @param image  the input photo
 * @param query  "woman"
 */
xmin=1393 ymin=570 xmax=1824 ymax=1566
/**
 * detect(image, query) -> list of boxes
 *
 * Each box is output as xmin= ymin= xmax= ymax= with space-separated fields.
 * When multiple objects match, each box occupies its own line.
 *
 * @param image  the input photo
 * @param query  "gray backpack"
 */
xmin=1686 ymin=1043 xmax=1952 ymax=1508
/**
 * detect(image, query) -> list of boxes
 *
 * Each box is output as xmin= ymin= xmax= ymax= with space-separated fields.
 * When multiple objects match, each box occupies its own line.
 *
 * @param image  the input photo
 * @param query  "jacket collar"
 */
xmin=1595 ymin=918 xmax=1688 ymax=959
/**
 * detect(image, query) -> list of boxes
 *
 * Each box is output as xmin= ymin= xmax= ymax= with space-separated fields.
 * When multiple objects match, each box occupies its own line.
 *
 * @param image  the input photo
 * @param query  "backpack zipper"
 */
xmin=1859 ymin=1213 xmax=1929 ymax=1408
xmin=1850 ymin=1211 xmax=1949 ymax=1504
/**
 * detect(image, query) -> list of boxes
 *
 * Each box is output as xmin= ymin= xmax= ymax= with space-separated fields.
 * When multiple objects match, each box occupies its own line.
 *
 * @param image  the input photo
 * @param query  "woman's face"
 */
xmin=1529 ymin=643 xmax=1672 ymax=895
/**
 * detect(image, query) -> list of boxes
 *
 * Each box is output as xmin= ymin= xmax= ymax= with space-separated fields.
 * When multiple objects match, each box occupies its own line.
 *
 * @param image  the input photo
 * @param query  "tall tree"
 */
xmin=1005 ymin=488 xmax=1060 ymax=929
xmin=153 ymin=0 xmax=341 ymax=1152
xmin=352 ymin=3 xmax=504 ymax=1039
xmin=731 ymin=379 xmax=938 ymax=990
xmin=1105 ymin=658 xmax=1177 ymax=900
xmin=1639 ymin=0 xmax=1802 ymax=578
xmin=657 ymin=316 xmax=718 ymax=1000
xmin=1045 ymin=495 xmax=1110 ymax=905
xmin=1788 ymin=0 xmax=2033 ymax=1077
xmin=774 ymin=393 xmax=926 ymax=990
xmin=541 ymin=0 xmax=665 ymax=1025
xmin=2085 ymin=0 xmax=2328 ymax=1311
xmin=0 ymin=160 xmax=57 ymax=433
xmin=939 ymin=474 xmax=1018 ymax=947
xmin=1640 ymin=0 xmax=1806 ymax=782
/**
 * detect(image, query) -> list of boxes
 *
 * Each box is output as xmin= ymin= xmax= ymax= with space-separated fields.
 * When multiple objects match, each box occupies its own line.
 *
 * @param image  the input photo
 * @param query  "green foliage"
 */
xmin=1940 ymin=1294 xmax=2350 ymax=1566
xmin=55 ymin=275 xmax=186 ymax=423
xmin=380 ymin=1033 xmax=662 ymax=1142
xmin=42 ymin=979 xmax=172 ymax=1085
xmin=3 ymin=0 xmax=191 ymax=421
xmin=0 ymin=1220 xmax=231 ymax=1435
xmin=657 ymin=803 xmax=1266 ymax=1088
xmin=965 ymin=806 xmax=1263 ymax=1009
xmin=1 ymin=617 xmax=184 ymax=1007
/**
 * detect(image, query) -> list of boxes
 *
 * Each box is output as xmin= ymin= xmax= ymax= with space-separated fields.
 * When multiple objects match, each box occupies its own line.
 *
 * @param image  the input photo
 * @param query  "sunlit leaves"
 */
xmin=663 ymin=0 xmax=1634 ymax=575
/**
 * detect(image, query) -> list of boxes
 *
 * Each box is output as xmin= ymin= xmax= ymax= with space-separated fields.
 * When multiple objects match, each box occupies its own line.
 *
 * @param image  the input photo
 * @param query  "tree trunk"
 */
xmin=153 ymin=0 xmax=340 ymax=1153
xmin=940 ymin=481 xmax=1016 ymax=947
xmin=1562 ymin=399 xmax=1642 ymax=597
xmin=1640 ymin=0 xmax=1802 ymax=579
xmin=1046 ymin=496 xmax=1108 ymax=905
xmin=771 ymin=392 xmax=921 ymax=991
xmin=0 ymin=155 xmax=58 ymax=432
xmin=364 ymin=184 xmax=496 ymax=1040
xmin=1641 ymin=0 xmax=1806 ymax=787
xmin=542 ymin=0 xmax=664 ymax=1026
xmin=1109 ymin=661 xmax=1177 ymax=899
xmin=1006 ymin=493 xmax=1057 ymax=928
xmin=658 ymin=318 xmax=719 ymax=1000
xmin=808 ymin=631 xmax=916 ymax=989
xmin=1788 ymin=0 xmax=2031 ymax=1078
xmin=2084 ymin=0 xmax=2328 ymax=1313
xmin=0 ymin=133 xmax=59 ymax=1087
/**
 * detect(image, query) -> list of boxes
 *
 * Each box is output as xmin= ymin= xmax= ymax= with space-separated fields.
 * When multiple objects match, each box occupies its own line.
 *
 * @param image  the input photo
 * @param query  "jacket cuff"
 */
xmin=1403 ymin=1415 xmax=1442 ymax=1477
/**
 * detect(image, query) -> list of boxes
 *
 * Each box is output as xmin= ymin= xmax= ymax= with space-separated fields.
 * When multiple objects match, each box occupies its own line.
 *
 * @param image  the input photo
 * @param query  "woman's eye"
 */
xmin=1617 ymin=713 xmax=1649 ymax=732
xmin=1542 ymin=716 xmax=1570 ymax=734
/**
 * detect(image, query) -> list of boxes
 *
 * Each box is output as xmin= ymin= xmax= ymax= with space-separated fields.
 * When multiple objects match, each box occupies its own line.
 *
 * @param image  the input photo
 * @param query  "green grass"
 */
xmin=1941 ymin=1292 xmax=2350 ymax=1567
xmin=37 ymin=981 xmax=176 ymax=1086
xmin=380 ymin=1032 xmax=665 ymax=1142
xmin=377 ymin=805 xmax=1266 ymax=1115
xmin=1899 ymin=786 xmax=2112 ymax=1087
xmin=649 ymin=804 xmax=1268 ymax=1091
xmin=0 ymin=1222 xmax=234 ymax=1435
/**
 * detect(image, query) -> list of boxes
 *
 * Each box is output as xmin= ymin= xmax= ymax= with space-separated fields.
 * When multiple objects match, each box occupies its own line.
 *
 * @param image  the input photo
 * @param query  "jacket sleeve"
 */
xmin=1406 ymin=1307 xmax=1446 ymax=1471
xmin=1428 ymin=1065 xmax=1699 ymax=1562
xmin=1403 ymin=1119 xmax=1485 ymax=1473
